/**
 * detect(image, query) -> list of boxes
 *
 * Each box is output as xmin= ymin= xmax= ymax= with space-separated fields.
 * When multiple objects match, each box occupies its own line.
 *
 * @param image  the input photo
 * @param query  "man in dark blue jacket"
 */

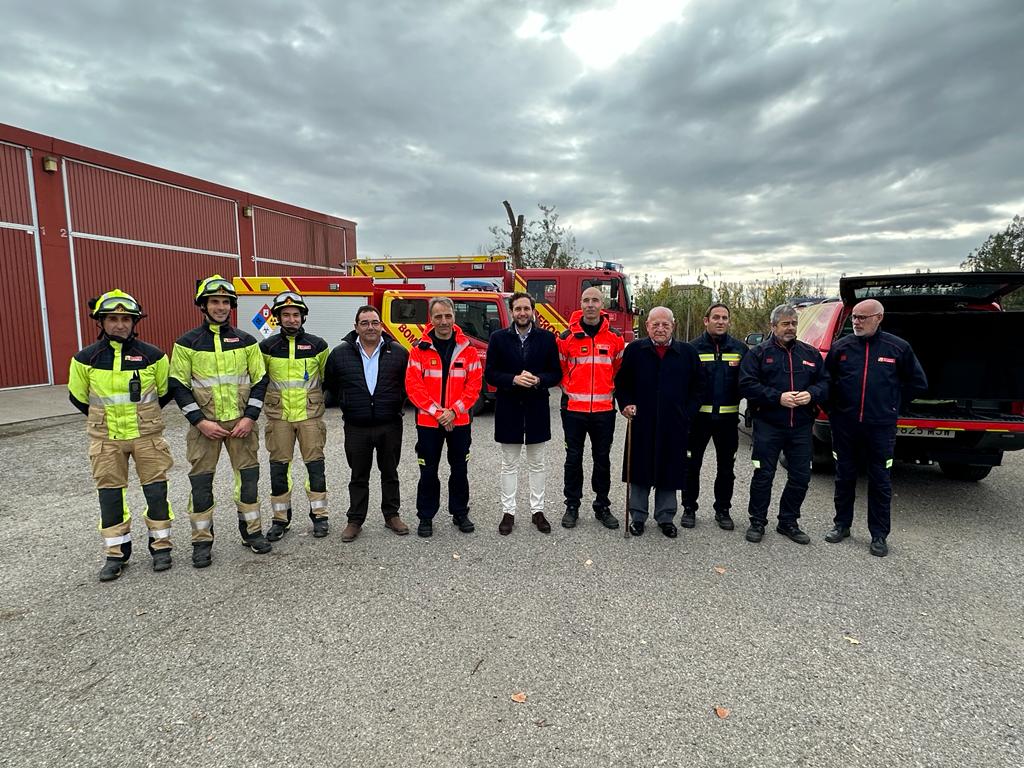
xmin=324 ymin=305 xmax=410 ymax=543
xmin=485 ymin=292 xmax=562 ymax=535
xmin=824 ymin=299 xmax=927 ymax=557
xmin=739 ymin=304 xmax=828 ymax=545
xmin=682 ymin=303 xmax=747 ymax=531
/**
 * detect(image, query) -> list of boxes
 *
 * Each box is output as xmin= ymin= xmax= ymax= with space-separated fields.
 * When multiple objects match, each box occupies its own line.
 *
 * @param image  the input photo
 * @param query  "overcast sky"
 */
xmin=3 ymin=0 xmax=1022 ymax=288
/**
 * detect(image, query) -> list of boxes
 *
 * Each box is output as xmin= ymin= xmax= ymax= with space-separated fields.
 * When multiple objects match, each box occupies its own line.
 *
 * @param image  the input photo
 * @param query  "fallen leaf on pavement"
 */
xmin=511 ymin=692 xmax=528 ymax=703
xmin=713 ymin=567 xmax=727 ymax=575
xmin=714 ymin=706 xmax=730 ymax=719
xmin=584 ymin=559 xmax=593 ymax=567
xmin=452 ymin=553 xmax=460 ymax=560
xmin=843 ymin=636 xmax=861 ymax=645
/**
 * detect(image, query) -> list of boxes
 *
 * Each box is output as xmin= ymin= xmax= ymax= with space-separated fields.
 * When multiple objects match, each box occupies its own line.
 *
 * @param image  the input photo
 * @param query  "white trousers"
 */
xmin=500 ymin=442 xmax=546 ymax=516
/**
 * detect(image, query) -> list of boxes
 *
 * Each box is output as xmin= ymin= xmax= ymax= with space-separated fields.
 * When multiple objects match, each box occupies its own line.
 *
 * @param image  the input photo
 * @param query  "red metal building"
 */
xmin=0 ymin=122 xmax=357 ymax=389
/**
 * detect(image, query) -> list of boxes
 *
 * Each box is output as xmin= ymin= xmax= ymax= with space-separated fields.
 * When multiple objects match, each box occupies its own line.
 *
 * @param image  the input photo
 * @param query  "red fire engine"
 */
xmin=346 ymin=255 xmax=638 ymax=341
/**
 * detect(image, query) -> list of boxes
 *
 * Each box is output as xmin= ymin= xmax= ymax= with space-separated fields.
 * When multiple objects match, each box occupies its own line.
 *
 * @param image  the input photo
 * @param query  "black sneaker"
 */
xmin=561 ymin=508 xmax=579 ymax=529
xmin=99 ymin=560 xmax=124 ymax=582
xmin=266 ymin=521 xmax=289 ymax=542
xmin=659 ymin=522 xmax=678 ymax=538
xmin=152 ymin=550 xmax=172 ymax=572
xmin=628 ymin=520 xmax=645 ymax=536
xmin=453 ymin=515 xmax=475 ymax=533
xmin=745 ymin=523 xmax=765 ymax=543
xmin=870 ymin=537 xmax=889 ymax=557
xmin=825 ymin=525 xmax=851 ymax=543
xmin=245 ymin=533 xmax=273 ymax=554
xmin=715 ymin=513 xmax=735 ymax=531
xmin=595 ymin=508 xmax=620 ymax=530
xmin=312 ymin=518 xmax=329 ymax=538
xmin=776 ymin=524 xmax=811 ymax=545
xmin=192 ymin=542 xmax=213 ymax=569
xmin=679 ymin=510 xmax=696 ymax=529
xmin=417 ymin=519 xmax=434 ymax=538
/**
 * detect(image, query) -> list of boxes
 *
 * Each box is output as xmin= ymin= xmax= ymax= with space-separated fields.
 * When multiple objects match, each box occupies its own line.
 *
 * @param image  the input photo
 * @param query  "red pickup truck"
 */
xmin=793 ymin=272 xmax=1024 ymax=481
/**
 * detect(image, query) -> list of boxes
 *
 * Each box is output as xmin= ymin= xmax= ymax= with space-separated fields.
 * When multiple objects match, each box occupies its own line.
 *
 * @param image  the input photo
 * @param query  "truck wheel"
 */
xmin=938 ymin=462 xmax=992 ymax=482
xmin=811 ymin=436 xmax=835 ymax=473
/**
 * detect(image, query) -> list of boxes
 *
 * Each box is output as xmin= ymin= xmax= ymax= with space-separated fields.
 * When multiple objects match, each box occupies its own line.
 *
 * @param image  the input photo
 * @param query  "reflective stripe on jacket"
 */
xmin=68 ymin=337 xmax=170 ymax=440
xmin=405 ymin=324 xmax=482 ymax=428
xmin=169 ymin=322 xmax=268 ymax=425
xmin=690 ymin=331 xmax=747 ymax=417
xmin=260 ymin=330 xmax=329 ymax=422
xmin=557 ymin=310 xmax=625 ymax=413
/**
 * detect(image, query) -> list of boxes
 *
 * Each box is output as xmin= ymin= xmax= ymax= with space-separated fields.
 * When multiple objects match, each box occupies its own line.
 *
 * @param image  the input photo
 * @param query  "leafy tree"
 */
xmin=962 ymin=215 xmax=1024 ymax=272
xmin=488 ymin=202 xmax=589 ymax=269
xmin=632 ymin=275 xmax=827 ymax=340
xmin=962 ymin=215 xmax=1024 ymax=307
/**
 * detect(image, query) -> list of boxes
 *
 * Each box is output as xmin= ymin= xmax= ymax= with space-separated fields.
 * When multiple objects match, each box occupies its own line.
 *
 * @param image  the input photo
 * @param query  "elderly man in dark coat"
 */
xmin=484 ymin=292 xmax=562 ymax=535
xmin=614 ymin=306 xmax=703 ymax=538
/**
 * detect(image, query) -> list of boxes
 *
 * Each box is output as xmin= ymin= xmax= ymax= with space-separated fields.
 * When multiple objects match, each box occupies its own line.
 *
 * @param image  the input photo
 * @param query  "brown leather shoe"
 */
xmin=532 ymin=512 xmax=551 ymax=534
xmin=341 ymin=522 xmax=362 ymax=542
xmin=384 ymin=516 xmax=409 ymax=535
xmin=498 ymin=513 xmax=515 ymax=535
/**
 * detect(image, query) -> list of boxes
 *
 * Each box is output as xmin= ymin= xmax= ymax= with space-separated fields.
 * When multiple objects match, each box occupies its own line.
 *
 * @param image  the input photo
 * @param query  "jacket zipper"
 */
xmin=786 ymin=346 xmax=795 ymax=428
xmin=859 ymin=341 xmax=870 ymax=422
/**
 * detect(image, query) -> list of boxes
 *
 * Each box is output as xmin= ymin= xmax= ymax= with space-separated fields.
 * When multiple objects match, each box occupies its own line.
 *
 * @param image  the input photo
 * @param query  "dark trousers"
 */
xmin=747 ymin=420 xmax=812 ymax=526
xmin=832 ymin=419 xmax=897 ymax=538
xmin=344 ymin=420 xmax=403 ymax=523
xmin=561 ymin=409 xmax=616 ymax=513
xmin=682 ymin=415 xmax=739 ymax=516
xmin=415 ymin=424 xmax=471 ymax=520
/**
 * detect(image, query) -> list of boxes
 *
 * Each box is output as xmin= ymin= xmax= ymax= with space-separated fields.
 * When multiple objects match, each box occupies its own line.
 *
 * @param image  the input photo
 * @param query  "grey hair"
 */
xmin=428 ymin=296 xmax=455 ymax=315
xmin=769 ymin=303 xmax=799 ymax=325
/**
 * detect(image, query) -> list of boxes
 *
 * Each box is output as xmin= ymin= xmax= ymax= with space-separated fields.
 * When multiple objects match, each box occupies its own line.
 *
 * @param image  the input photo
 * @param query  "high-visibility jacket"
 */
xmin=690 ymin=331 xmax=747 ymax=417
xmin=260 ymin=329 xmax=329 ymax=422
xmin=68 ymin=337 xmax=171 ymax=440
xmin=405 ymin=324 xmax=482 ymax=428
xmin=557 ymin=310 xmax=625 ymax=413
xmin=169 ymin=322 xmax=268 ymax=425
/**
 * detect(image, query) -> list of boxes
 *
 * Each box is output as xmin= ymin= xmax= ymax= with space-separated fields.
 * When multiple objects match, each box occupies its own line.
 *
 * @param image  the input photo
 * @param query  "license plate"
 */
xmin=897 ymin=426 xmax=956 ymax=438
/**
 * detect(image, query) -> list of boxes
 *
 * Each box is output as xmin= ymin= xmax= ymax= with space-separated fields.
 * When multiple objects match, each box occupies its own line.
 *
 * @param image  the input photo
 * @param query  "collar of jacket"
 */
xmin=852 ymin=330 xmax=881 ymax=345
xmin=639 ymin=337 xmax=679 ymax=354
xmin=278 ymin=327 xmax=307 ymax=342
xmin=506 ymin=322 xmax=533 ymax=336
xmin=417 ymin=323 xmax=467 ymax=349
xmin=701 ymin=330 xmax=731 ymax=346
xmin=568 ymin=309 xmax=607 ymax=336
xmin=203 ymin=320 xmax=235 ymax=335
xmin=771 ymin=335 xmax=797 ymax=351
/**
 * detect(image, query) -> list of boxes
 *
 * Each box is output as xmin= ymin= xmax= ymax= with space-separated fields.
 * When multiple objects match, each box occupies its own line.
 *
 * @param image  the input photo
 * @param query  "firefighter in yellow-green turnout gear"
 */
xmin=260 ymin=291 xmax=331 ymax=540
xmin=169 ymin=275 xmax=271 ymax=569
xmin=68 ymin=289 xmax=175 ymax=582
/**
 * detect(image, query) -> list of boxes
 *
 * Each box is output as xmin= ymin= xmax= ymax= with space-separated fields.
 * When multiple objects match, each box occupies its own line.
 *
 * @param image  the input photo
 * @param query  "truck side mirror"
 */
xmin=744 ymin=332 xmax=764 ymax=347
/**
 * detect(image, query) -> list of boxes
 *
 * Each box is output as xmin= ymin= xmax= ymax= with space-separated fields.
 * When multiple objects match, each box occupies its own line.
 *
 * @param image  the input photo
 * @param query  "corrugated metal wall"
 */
xmin=1 ymin=142 xmax=49 ymax=387
xmin=254 ymin=207 xmax=345 ymax=271
xmin=0 ymin=228 xmax=49 ymax=387
xmin=67 ymin=161 xmax=238 ymax=254
xmin=72 ymin=239 xmax=240 ymax=355
xmin=66 ymin=162 xmax=241 ymax=352
xmin=0 ymin=143 xmax=32 ymax=225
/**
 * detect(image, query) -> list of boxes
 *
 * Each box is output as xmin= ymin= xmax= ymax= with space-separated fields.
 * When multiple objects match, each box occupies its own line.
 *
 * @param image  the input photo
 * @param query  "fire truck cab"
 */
xmin=347 ymin=255 xmax=637 ymax=341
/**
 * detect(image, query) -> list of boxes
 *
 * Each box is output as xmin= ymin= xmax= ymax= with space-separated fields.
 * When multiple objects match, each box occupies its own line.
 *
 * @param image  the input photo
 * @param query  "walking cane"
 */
xmin=624 ymin=415 xmax=633 ymax=539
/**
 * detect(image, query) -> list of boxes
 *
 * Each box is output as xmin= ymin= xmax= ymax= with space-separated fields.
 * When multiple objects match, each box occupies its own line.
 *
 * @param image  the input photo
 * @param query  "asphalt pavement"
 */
xmin=0 ymin=405 xmax=1021 ymax=767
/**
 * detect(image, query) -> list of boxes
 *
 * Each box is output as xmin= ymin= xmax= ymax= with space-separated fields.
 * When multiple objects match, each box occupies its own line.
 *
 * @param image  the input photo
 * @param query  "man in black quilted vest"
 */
xmin=324 ymin=305 xmax=410 ymax=543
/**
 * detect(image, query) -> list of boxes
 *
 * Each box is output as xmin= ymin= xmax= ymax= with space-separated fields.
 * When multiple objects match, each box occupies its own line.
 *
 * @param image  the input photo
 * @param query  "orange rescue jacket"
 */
xmin=557 ymin=310 xmax=625 ymax=413
xmin=405 ymin=324 xmax=483 ymax=427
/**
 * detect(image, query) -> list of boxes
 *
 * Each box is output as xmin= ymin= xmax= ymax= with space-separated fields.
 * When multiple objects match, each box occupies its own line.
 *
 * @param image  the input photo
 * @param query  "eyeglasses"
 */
xmin=357 ymin=319 xmax=382 ymax=328
xmin=648 ymin=322 xmax=673 ymax=329
xmin=851 ymin=313 xmax=881 ymax=322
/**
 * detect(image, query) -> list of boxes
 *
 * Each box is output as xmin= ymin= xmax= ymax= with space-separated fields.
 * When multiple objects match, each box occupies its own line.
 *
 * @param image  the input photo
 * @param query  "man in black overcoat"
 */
xmin=484 ymin=292 xmax=562 ymax=535
xmin=614 ymin=306 xmax=703 ymax=538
